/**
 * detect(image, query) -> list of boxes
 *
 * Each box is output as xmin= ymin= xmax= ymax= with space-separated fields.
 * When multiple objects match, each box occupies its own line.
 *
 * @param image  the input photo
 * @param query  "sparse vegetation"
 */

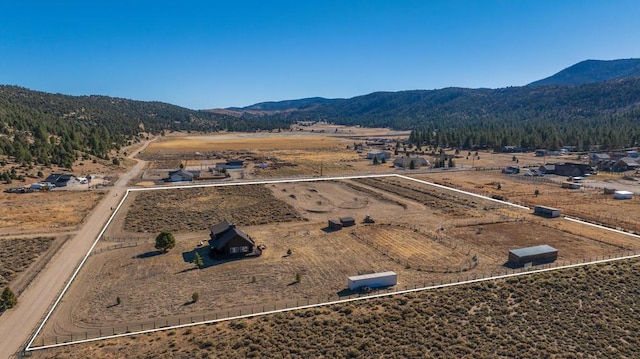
xmin=0 ymin=237 xmax=55 ymax=287
xmin=191 ymin=292 xmax=199 ymax=303
xmin=124 ymin=185 xmax=303 ymax=233
xmin=31 ymin=258 xmax=640 ymax=358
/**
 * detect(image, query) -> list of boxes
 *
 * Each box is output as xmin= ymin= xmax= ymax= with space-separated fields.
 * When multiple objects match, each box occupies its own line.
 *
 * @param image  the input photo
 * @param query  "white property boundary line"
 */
xmin=27 ymin=252 xmax=640 ymax=351
xmin=23 ymin=173 xmax=634 ymax=352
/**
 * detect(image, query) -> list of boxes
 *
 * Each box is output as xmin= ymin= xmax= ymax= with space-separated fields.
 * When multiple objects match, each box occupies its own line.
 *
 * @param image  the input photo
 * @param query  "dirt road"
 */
xmin=0 ymin=139 xmax=154 ymax=358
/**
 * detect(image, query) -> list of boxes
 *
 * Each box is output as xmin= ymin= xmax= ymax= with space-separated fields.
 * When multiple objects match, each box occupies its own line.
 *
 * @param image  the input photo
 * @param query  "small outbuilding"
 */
xmin=328 ymin=219 xmax=343 ymax=230
xmin=508 ymin=244 xmax=558 ymax=265
xmin=348 ymin=271 xmax=397 ymax=290
xmin=613 ymin=190 xmax=633 ymax=200
xmin=366 ymin=150 xmax=391 ymax=161
xmin=340 ymin=217 xmax=356 ymax=227
xmin=533 ymin=205 xmax=561 ymax=218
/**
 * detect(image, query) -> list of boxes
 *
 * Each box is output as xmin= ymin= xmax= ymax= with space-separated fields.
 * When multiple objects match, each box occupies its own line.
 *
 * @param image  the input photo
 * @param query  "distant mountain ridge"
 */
xmin=528 ymin=58 xmax=640 ymax=86
xmin=229 ymin=97 xmax=336 ymax=112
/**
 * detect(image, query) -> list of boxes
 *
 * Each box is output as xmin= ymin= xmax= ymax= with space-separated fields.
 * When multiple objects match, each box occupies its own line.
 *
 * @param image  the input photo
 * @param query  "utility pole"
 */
xmin=320 ymin=161 xmax=323 ymax=177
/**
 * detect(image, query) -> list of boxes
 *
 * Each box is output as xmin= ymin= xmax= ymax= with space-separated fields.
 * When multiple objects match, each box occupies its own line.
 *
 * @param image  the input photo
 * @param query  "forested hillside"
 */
xmin=239 ymin=78 xmax=640 ymax=151
xmin=0 ymin=86 xmax=290 ymax=168
xmin=528 ymin=58 xmax=640 ymax=86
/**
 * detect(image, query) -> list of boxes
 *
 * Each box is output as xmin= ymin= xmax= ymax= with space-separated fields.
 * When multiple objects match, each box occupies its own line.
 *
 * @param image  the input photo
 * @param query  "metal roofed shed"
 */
xmin=328 ymin=219 xmax=343 ymax=230
xmin=348 ymin=271 xmax=397 ymax=290
xmin=340 ymin=217 xmax=356 ymax=227
xmin=533 ymin=205 xmax=561 ymax=218
xmin=508 ymin=245 xmax=558 ymax=265
xmin=613 ymin=190 xmax=633 ymax=200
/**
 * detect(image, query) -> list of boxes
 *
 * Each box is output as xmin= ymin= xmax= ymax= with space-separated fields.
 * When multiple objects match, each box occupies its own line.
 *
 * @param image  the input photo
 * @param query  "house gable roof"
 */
xmin=210 ymin=227 xmax=255 ymax=250
xmin=210 ymin=220 xmax=233 ymax=237
xmin=392 ymin=157 xmax=429 ymax=167
xmin=615 ymin=157 xmax=640 ymax=167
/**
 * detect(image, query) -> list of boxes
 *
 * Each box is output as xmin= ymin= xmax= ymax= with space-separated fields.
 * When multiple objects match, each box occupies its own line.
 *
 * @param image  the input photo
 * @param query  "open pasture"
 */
xmin=34 ymin=174 xmax=640 ymax=343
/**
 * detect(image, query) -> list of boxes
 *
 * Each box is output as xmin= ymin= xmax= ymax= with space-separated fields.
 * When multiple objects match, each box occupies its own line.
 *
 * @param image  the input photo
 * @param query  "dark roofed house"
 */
xmin=554 ymin=162 xmax=594 ymax=177
xmin=613 ymin=157 xmax=640 ymax=172
xmin=209 ymin=220 xmax=259 ymax=257
xmin=590 ymin=153 xmax=610 ymax=162
xmin=538 ymin=164 xmax=555 ymax=174
xmin=44 ymin=173 xmax=75 ymax=187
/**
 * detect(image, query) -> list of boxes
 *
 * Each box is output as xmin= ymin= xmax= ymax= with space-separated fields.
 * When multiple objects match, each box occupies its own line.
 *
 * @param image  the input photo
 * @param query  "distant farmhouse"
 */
xmin=209 ymin=220 xmax=260 ymax=258
xmin=539 ymin=162 xmax=594 ymax=176
xmin=366 ymin=150 xmax=391 ymax=161
xmin=215 ymin=160 xmax=244 ymax=170
xmin=613 ymin=157 xmax=639 ymax=172
xmin=44 ymin=173 xmax=77 ymax=187
xmin=393 ymin=157 xmax=430 ymax=169
xmin=164 ymin=169 xmax=200 ymax=182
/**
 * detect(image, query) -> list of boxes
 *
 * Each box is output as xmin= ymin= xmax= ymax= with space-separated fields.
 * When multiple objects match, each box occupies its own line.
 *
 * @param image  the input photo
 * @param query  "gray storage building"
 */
xmin=533 ymin=205 xmax=561 ymax=218
xmin=508 ymin=244 xmax=558 ymax=265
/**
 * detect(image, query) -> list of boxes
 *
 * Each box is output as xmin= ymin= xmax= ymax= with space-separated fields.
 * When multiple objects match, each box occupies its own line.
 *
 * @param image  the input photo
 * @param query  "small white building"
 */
xmin=348 ymin=271 xmax=397 ymax=290
xmin=613 ymin=190 xmax=633 ymax=200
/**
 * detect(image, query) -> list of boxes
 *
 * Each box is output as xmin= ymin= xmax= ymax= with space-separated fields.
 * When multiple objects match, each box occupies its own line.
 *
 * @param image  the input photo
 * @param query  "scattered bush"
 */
xmin=1 ymin=287 xmax=18 ymax=309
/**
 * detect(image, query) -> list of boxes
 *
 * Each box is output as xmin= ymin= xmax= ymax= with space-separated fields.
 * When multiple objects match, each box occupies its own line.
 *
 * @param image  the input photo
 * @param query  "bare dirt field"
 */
xmin=30 ymin=258 xmax=640 ymax=358
xmin=35 ymin=175 xmax=640 ymax=344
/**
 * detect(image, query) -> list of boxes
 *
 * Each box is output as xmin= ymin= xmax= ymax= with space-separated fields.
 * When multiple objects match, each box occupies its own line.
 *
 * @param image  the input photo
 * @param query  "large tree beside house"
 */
xmin=155 ymin=231 xmax=176 ymax=253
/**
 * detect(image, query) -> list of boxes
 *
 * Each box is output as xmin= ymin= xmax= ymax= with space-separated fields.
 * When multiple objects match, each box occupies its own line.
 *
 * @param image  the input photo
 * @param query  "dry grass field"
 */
xmin=412 ymin=171 xmax=640 ymax=233
xmin=36 ymin=174 xmax=640 ymax=344
xmin=31 ymin=257 xmax=640 ymax=358
xmin=0 ymin=191 xmax=105 ymax=233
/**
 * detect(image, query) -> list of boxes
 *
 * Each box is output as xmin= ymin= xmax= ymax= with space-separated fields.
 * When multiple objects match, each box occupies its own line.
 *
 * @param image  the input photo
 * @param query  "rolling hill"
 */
xmin=528 ymin=58 xmax=640 ymax=86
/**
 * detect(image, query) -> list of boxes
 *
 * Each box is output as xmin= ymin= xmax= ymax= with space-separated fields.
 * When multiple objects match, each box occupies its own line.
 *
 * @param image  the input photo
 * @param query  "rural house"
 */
xmin=393 ymin=157 xmax=430 ymax=169
xmin=366 ymin=150 xmax=391 ymax=161
xmin=164 ymin=169 xmax=200 ymax=182
xmin=554 ymin=163 xmax=594 ymax=177
xmin=613 ymin=157 xmax=639 ymax=172
xmin=209 ymin=220 xmax=259 ymax=257
xmin=590 ymin=153 xmax=611 ymax=168
xmin=537 ymin=164 xmax=555 ymax=175
xmin=215 ymin=160 xmax=244 ymax=170
xmin=44 ymin=173 xmax=76 ymax=187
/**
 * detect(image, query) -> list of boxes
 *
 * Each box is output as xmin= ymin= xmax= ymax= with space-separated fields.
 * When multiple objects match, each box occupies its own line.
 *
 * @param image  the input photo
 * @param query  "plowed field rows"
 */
xmin=353 ymin=225 xmax=476 ymax=272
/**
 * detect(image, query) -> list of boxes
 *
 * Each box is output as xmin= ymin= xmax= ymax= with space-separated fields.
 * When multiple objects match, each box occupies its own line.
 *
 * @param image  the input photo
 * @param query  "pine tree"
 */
xmin=1 ymin=287 xmax=18 ymax=309
xmin=193 ymin=252 xmax=204 ymax=269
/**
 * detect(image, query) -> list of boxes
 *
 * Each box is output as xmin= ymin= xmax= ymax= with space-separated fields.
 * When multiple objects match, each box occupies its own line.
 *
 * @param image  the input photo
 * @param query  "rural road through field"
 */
xmin=0 ymin=139 xmax=154 ymax=358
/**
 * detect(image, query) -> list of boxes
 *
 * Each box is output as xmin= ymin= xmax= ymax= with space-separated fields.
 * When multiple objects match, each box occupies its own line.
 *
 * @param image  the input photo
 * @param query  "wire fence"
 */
xmin=89 ymin=242 xmax=139 ymax=256
xmin=29 ymin=249 xmax=640 ymax=349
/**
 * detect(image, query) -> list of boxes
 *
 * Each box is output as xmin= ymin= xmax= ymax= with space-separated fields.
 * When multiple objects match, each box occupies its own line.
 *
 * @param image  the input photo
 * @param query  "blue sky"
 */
xmin=1 ymin=1 xmax=639 ymax=109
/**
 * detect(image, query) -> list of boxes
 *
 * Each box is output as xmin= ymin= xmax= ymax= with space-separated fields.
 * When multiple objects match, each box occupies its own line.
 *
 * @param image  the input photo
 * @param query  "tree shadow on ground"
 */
xmin=134 ymin=250 xmax=163 ymax=259
xmin=181 ymin=246 xmax=215 ymax=269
